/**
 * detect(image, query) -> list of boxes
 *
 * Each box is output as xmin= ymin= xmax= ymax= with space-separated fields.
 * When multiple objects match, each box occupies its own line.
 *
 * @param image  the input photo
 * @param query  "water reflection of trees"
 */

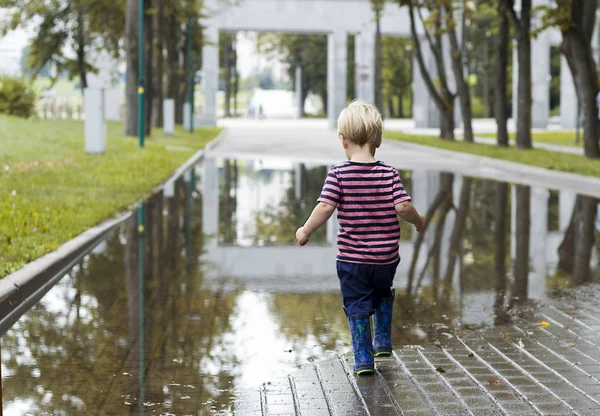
xmin=406 ymin=173 xmax=598 ymax=319
xmin=253 ymin=164 xmax=328 ymax=245
xmin=2 ymin=177 xmax=243 ymax=414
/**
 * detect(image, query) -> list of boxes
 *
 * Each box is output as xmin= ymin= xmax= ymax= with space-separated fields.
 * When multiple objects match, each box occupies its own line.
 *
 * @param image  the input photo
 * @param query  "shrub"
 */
xmin=0 ymin=76 xmax=36 ymax=118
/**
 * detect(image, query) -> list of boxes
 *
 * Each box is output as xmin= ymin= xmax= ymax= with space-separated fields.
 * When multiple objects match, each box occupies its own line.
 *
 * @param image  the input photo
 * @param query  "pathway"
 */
xmin=212 ymin=119 xmax=600 ymax=199
xmin=234 ymin=289 xmax=600 ymax=415
xmin=212 ymin=119 xmax=600 ymax=415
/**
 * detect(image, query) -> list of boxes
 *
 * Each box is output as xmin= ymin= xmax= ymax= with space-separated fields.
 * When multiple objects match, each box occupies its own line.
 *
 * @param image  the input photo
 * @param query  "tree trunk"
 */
xmin=572 ymin=195 xmax=597 ymax=285
xmin=321 ymin=91 xmax=328 ymax=116
xmin=165 ymin=12 xmax=182 ymax=125
xmin=440 ymin=108 xmax=455 ymax=140
xmin=562 ymin=22 xmax=600 ymax=158
xmin=151 ymin=0 xmax=164 ymax=128
xmin=445 ymin=5 xmax=474 ymax=143
xmin=512 ymin=0 xmax=533 ymax=149
xmin=233 ymin=41 xmax=239 ymax=116
xmin=76 ymin=8 xmax=87 ymax=94
xmin=397 ymin=93 xmax=404 ymax=118
xmin=408 ymin=3 xmax=455 ymax=140
xmin=374 ymin=2 xmax=383 ymax=113
xmin=144 ymin=0 xmax=153 ymax=136
xmin=387 ymin=97 xmax=395 ymax=118
xmin=494 ymin=182 xmax=509 ymax=313
xmin=224 ymin=35 xmax=232 ymax=117
xmin=125 ymin=0 xmax=139 ymax=136
xmin=511 ymin=185 xmax=531 ymax=305
xmin=496 ymin=0 xmax=510 ymax=147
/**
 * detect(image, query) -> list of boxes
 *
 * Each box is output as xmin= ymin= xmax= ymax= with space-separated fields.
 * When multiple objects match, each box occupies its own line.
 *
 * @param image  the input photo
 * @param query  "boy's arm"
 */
xmin=395 ymin=201 xmax=425 ymax=232
xmin=296 ymin=202 xmax=336 ymax=246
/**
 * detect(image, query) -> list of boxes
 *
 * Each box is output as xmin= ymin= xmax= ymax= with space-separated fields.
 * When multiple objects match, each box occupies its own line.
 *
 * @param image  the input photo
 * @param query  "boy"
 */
xmin=295 ymin=101 xmax=425 ymax=375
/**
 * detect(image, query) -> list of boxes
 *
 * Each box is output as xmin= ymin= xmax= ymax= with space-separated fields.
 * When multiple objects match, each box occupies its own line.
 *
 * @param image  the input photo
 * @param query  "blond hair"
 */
xmin=337 ymin=100 xmax=383 ymax=151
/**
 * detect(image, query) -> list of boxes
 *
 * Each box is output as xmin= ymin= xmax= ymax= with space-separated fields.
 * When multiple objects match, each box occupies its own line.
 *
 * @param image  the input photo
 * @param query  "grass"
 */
xmin=384 ymin=131 xmax=600 ymax=179
xmin=477 ymin=131 xmax=581 ymax=147
xmin=0 ymin=115 xmax=221 ymax=277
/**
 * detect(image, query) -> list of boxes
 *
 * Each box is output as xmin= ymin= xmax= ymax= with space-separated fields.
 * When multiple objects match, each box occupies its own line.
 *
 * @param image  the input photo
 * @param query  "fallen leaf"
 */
xmin=536 ymin=321 xmax=550 ymax=328
xmin=435 ymin=366 xmax=446 ymax=373
xmin=488 ymin=379 xmax=502 ymax=386
xmin=563 ymin=325 xmax=569 ymax=330
xmin=468 ymin=352 xmax=474 ymax=358
xmin=503 ymin=331 xmax=510 ymax=341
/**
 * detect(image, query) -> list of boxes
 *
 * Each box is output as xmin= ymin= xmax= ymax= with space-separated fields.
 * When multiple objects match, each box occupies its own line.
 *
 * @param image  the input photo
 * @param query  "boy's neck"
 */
xmin=349 ymin=149 xmax=376 ymax=163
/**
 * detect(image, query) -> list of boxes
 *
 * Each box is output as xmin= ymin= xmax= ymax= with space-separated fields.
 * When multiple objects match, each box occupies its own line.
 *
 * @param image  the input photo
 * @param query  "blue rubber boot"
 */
xmin=347 ymin=313 xmax=374 ymax=375
xmin=373 ymin=289 xmax=395 ymax=357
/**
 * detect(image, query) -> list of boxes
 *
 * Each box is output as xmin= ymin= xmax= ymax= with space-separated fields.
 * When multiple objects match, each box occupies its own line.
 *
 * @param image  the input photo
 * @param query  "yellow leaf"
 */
xmin=536 ymin=321 xmax=550 ymax=328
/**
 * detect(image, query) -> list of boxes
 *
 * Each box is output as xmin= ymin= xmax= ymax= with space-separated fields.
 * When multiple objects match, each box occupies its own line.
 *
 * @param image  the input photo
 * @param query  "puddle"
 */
xmin=1 ymin=157 xmax=599 ymax=414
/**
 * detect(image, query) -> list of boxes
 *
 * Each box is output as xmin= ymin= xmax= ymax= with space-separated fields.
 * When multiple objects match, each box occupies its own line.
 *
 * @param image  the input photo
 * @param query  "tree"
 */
xmin=125 ymin=0 xmax=139 ymax=136
xmin=1 ymin=0 xmax=124 ymax=93
xmin=151 ymin=0 xmax=164 ymax=128
xmin=381 ymin=37 xmax=413 ymax=118
xmin=495 ymin=0 xmax=510 ymax=146
xmin=400 ymin=0 xmax=456 ymax=139
xmin=545 ymin=0 xmax=600 ymax=158
xmin=442 ymin=1 xmax=475 ymax=143
xmin=371 ymin=0 xmax=384 ymax=113
xmin=258 ymin=34 xmax=328 ymax=116
xmin=506 ymin=0 xmax=533 ymax=150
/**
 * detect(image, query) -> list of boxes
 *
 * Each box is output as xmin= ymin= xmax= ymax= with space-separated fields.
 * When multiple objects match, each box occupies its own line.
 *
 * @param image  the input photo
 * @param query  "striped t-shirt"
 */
xmin=317 ymin=161 xmax=411 ymax=265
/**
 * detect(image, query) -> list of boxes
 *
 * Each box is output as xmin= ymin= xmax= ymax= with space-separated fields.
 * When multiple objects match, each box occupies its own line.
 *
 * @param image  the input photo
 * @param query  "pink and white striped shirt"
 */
xmin=317 ymin=161 xmax=411 ymax=265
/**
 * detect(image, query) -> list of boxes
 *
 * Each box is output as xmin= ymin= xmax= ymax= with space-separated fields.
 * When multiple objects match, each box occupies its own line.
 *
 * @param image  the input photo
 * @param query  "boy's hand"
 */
xmin=415 ymin=215 xmax=426 ymax=232
xmin=296 ymin=227 xmax=310 ymax=246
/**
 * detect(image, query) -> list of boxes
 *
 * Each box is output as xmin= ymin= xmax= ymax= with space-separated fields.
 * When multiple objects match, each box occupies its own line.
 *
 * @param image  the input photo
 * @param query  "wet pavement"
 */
xmin=2 ymin=133 xmax=600 ymax=414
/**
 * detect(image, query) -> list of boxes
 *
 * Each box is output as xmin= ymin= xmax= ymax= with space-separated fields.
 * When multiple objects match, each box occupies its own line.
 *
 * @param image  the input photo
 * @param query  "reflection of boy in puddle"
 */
xmin=295 ymin=101 xmax=425 ymax=376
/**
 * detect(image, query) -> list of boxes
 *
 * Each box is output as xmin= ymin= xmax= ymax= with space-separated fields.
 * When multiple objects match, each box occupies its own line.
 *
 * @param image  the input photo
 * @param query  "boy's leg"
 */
xmin=337 ymin=261 xmax=374 ymax=375
xmin=372 ymin=260 xmax=399 ymax=357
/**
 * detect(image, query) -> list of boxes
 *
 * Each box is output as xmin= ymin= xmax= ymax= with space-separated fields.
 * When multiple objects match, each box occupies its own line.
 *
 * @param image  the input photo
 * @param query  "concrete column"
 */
xmin=84 ymin=88 xmax=106 ymax=154
xmin=327 ymin=31 xmax=347 ymax=129
xmin=413 ymin=37 xmax=440 ymax=128
xmin=512 ymin=37 xmax=550 ymax=128
xmin=200 ymin=25 xmax=219 ymax=126
xmin=163 ymin=99 xmax=174 ymax=136
xmin=202 ymin=157 xmax=219 ymax=244
xmin=183 ymin=103 xmax=191 ymax=130
xmin=532 ymin=33 xmax=550 ymax=128
xmin=355 ymin=31 xmax=375 ymax=104
xmin=294 ymin=65 xmax=303 ymax=119
xmin=560 ymin=56 xmax=578 ymax=129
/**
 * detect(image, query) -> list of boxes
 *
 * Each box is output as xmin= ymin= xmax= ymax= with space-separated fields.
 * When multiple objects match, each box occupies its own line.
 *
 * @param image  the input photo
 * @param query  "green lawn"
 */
xmin=0 ymin=115 xmax=221 ymax=277
xmin=384 ymin=131 xmax=600 ymax=178
xmin=477 ymin=131 xmax=581 ymax=147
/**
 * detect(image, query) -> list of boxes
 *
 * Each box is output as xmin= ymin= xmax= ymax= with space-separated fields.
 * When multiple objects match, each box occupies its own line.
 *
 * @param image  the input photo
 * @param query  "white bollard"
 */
xmin=163 ymin=99 xmax=175 ymax=136
xmin=84 ymin=88 xmax=106 ymax=154
xmin=183 ymin=102 xmax=191 ymax=130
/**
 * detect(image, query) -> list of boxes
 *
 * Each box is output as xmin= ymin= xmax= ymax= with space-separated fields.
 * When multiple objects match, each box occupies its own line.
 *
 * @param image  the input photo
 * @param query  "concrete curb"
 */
xmin=386 ymin=139 xmax=600 ymax=199
xmin=0 ymin=129 xmax=227 ymax=336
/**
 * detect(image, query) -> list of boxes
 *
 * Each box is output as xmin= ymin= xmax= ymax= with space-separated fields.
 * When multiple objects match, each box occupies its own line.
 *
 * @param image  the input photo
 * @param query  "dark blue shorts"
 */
xmin=337 ymin=260 xmax=399 ymax=317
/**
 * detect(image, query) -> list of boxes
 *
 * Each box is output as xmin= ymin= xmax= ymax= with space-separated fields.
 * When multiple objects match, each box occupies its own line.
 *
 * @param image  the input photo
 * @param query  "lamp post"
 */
xmin=138 ymin=0 xmax=145 ymax=148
